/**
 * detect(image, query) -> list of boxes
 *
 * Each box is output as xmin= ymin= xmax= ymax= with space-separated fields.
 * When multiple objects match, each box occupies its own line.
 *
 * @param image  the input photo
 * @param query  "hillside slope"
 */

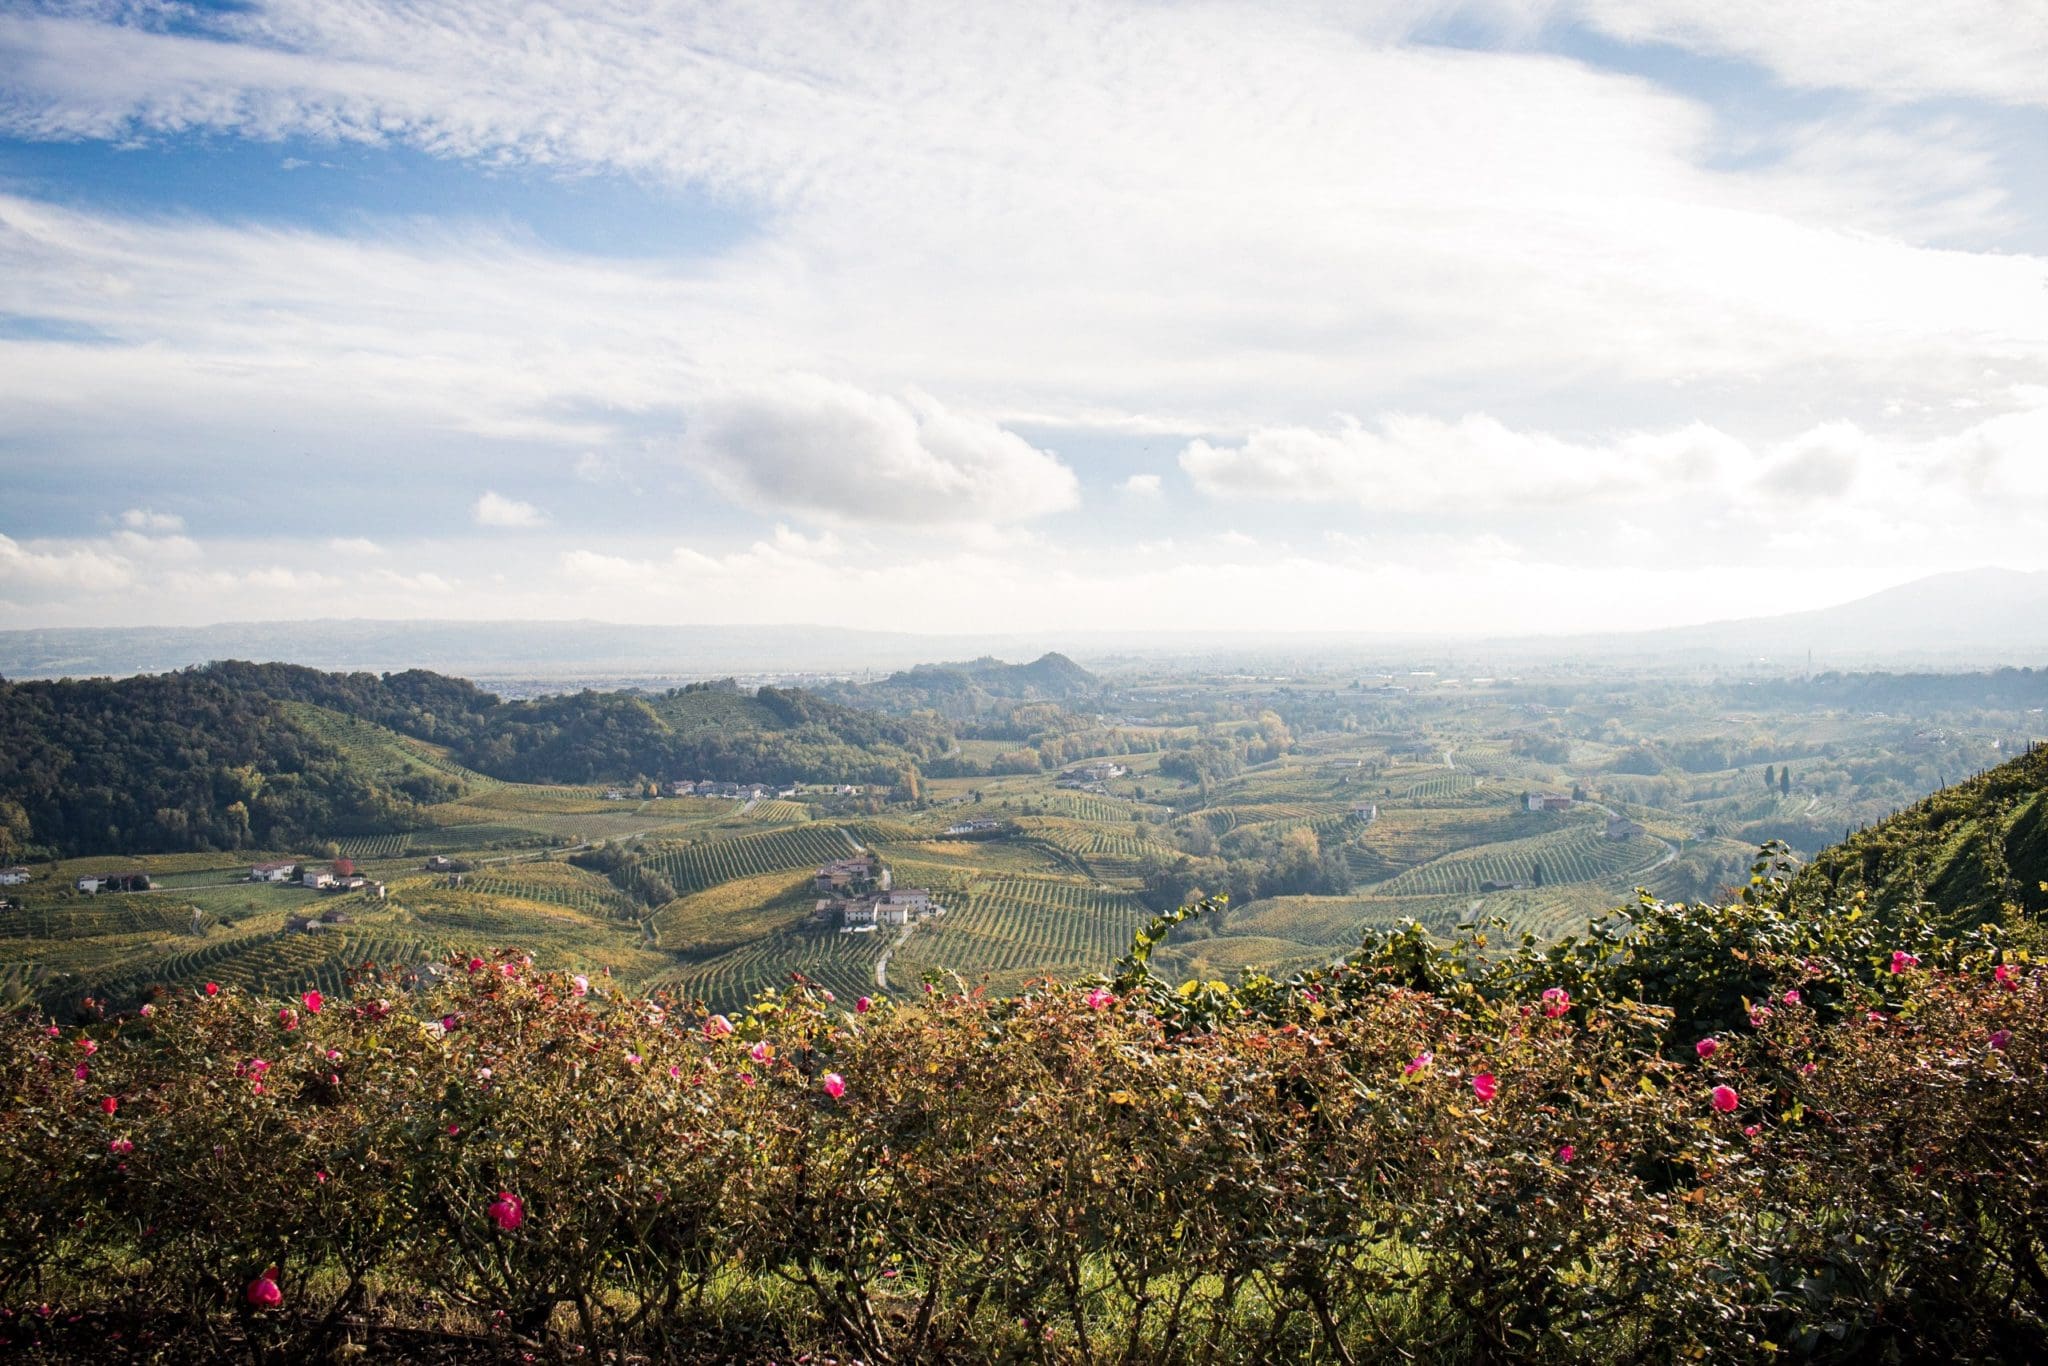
xmin=838 ymin=652 xmax=1101 ymax=717
xmin=0 ymin=664 xmax=952 ymax=856
xmin=1785 ymin=741 xmax=2048 ymax=929
xmin=0 ymin=673 xmax=428 ymax=859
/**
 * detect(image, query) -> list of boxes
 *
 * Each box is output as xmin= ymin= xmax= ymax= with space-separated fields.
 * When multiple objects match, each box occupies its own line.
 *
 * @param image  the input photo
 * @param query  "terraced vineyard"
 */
xmin=464 ymin=864 xmax=642 ymax=921
xmin=1357 ymin=805 xmax=1531 ymax=870
xmin=1012 ymin=818 xmax=1177 ymax=877
xmin=0 ymin=901 xmax=211 ymax=940
xmin=654 ymin=928 xmax=889 ymax=1012
xmin=641 ymin=825 xmax=860 ymax=895
xmin=1384 ymin=771 xmax=1490 ymax=803
xmin=891 ymin=876 xmax=1150 ymax=993
xmin=1375 ymin=821 xmax=1666 ymax=897
xmin=338 ymin=833 xmax=413 ymax=860
xmin=742 ymin=799 xmax=811 ymax=823
xmin=1038 ymin=793 xmax=1166 ymax=824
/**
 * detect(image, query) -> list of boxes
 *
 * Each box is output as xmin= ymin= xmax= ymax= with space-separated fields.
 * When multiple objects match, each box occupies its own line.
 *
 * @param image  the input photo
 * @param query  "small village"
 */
xmin=600 ymin=779 xmax=862 ymax=801
xmin=810 ymin=851 xmax=945 ymax=933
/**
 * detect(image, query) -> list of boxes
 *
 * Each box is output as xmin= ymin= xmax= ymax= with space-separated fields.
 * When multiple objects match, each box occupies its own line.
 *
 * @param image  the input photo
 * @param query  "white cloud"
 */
xmin=0 ymin=2 xmax=2040 ymax=632
xmin=1180 ymin=414 xmax=1749 ymax=512
xmin=0 ymin=533 xmax=134 ymax=592
xmin=0 ymin=0 xmax=2037 ymax=460
xmin=472 ymin=491 xmax=547 ymax=528
xmin=327 ymin=536 xmax=384 ymax=555
xmin=1572 ymin=0 xmax=2048 ymax=108
xmin=119 ymin=507 xmax=183 ymax=532
xmin=680 ymin=375 xmax=1079 ymax=526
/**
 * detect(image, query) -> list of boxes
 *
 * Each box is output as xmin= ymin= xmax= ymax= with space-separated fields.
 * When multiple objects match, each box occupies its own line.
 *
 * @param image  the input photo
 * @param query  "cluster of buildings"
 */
xmin=943 ymin=818 xmax=1006 ymax=836
xmin=1057 ymin=761 xmax=1127 ymax=791
xmin=250 ymin=861 xmax=386 ymax=897
xmin=651 ymin=779 xmax=805 ymax=800
xmin=812 ymin=852 xmax=944 ymax=933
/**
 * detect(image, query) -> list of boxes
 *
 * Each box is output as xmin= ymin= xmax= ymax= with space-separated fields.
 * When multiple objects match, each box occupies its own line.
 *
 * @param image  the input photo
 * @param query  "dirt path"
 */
xmin=874 ymin=922 xmax=914 ymax=989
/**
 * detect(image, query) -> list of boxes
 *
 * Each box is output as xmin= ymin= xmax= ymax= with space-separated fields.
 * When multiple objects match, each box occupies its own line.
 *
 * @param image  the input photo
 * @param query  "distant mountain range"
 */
xmin=3 ymin=568 xmax=2044 ymax=681
xmin=1548 ymin=569 xmax=2048 ymax=668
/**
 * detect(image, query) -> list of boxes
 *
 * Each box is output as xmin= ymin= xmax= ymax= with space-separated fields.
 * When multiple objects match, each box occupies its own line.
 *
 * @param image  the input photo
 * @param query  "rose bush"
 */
xmin=0 ymin=901 xmax=2044 ymax=1361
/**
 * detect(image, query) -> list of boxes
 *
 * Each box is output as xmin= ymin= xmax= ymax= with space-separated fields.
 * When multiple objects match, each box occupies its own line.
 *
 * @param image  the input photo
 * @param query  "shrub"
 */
xmin=1 ymin=906 xmax=2045 ymax=1361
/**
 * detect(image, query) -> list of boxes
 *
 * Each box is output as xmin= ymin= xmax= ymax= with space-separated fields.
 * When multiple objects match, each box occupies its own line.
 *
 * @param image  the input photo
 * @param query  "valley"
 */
xmin=4 ymin=657 xmax=2040 ymax=1014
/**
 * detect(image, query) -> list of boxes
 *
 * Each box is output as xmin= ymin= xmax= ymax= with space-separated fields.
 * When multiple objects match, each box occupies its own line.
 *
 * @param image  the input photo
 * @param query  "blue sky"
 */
xmin=0 ymin=0 xmax=2044 ymax=634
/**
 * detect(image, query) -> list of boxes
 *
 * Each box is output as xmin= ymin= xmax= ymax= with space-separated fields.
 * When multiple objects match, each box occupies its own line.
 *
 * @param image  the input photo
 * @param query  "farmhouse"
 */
xmin=602 ymin=788 xmax=630 ymax=801
xmin=0 ymin=867 xmax=30 ymax=886
xmin=1526 ymin=792 xmax=1574 ymax=813
xmin=1058 ymin=761 xmax=1126 ymax=789
xmin=249 ymin=860 xmax=297 ymax=883
xmin=1605 ymin=815 xmax=1645 ymax=841
xmin=424 ymin=855 xmax=456 ymax=872
xmin=815 ymin=854 xmax=889 ymax=896
xmin=77 ymin=872 xmax=151 ymax=894
xmin=944 ymin=818 xmax=1005 ymax=836
xmin=1350 ymin=803 xmax=1379 ymax=824
xmin=301 ymin=868 xmax=335 ymax=889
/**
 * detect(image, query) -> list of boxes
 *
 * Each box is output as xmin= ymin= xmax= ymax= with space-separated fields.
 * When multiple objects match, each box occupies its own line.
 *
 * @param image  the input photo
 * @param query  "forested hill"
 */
xmin=832 ymin=652 xmax=1101 ymax=717
xmin=0 ymin=664 xmax=953 ymax=859
xmin=1785 ymin=741 xmax=2048 ymax=930
xmin=0 ymin=671 xmax=433 ymax=860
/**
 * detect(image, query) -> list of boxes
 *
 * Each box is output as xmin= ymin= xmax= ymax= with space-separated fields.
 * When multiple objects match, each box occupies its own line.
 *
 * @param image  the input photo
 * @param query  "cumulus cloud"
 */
xmin=1120 ymin=474 xmax=1163 ymax=497
xmin=0 ymin=533 xmax=134 ymax=592
xmin=473 ymin=491 xmax=547 ymax=528
xmin=119 ymin=507 xmax=183 ymax=532
xmin=681 ymin=376 xmax=1079 ymax=526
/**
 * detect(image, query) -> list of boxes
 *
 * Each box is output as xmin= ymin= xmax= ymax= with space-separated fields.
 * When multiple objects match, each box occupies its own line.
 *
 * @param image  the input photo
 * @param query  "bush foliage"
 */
xmin=3 ymin=868 xmax=2047 ymax=1361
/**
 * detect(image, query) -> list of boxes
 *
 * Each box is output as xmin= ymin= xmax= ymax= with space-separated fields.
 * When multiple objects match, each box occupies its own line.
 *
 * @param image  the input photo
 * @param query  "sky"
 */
xmin=0 ymin=0 xmax=2045 ymax=637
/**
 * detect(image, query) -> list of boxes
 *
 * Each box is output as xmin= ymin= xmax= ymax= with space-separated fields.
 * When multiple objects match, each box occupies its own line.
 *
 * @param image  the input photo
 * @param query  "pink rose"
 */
xmin=822 ymin=1073 xmax=847 ymax=1099
xmin=487 ymin=1191 xmax=524 ymax=1232
xmin=1695 ymin=1038 xmax=1719 ymax=1060
xmin=1711 ymin=1085 xmax=1739 ymax=1113
xmin=1472 ymin=1073 xmax=1498 ymax=1103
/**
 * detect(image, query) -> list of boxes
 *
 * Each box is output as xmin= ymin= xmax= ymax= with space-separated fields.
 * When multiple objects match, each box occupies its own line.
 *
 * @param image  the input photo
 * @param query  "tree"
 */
xmin=1764 ymin=764 xmax=1776 ymax=790
xmin=1780 ymin=767 xmax=1792 ymax=797
xmin=1531 ymin=859 xmax=1546 ymax=887
xmin=0 ymin=796 xmax=30 ymax=863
